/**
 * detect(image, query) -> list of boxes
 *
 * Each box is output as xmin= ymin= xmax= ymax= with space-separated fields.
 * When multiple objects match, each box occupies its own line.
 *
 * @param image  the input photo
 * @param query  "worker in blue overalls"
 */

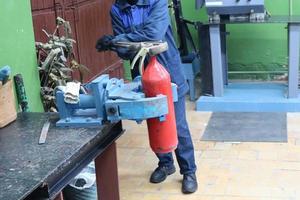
xmin=96 ymin=0 xmax=198 ymax=194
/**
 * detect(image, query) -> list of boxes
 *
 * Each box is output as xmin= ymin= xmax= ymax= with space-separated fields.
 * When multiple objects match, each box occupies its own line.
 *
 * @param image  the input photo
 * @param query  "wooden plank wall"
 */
xmin=31 ymin=0 xmax=124 ymax=82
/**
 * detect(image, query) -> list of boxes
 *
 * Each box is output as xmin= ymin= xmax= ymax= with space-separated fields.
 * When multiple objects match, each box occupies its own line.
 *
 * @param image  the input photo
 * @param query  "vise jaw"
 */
xmin=56 ymin=74 xmax=175 ymax=128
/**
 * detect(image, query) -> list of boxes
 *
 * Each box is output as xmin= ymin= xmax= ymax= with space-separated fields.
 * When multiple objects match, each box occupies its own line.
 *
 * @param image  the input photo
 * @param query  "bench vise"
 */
xmin=56 ymin=74 xmax=178 ymax=127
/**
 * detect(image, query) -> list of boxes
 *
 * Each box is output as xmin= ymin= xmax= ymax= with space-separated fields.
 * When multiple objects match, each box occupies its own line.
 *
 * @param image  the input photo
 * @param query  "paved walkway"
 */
xmin=117 ymin=100 xmax=300 ymax=200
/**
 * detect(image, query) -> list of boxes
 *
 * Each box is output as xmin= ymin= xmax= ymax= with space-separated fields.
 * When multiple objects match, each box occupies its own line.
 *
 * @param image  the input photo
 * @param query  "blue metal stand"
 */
xmin=197 ymin=82 xmax=300 ymax=112
xmin=288 ymin=23 xmax=300 ymax=98
xmin=197 ymin=19 xmax=300 ymax=112
xmin=181 ymin=55 xmax=201 ymax=101
xmin=209 ymin=24 xmax=224 ymax=97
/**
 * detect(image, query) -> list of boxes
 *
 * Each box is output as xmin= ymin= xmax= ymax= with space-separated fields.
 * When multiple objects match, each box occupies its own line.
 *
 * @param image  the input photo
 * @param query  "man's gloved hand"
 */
xmin=95 ymin=35 xmax=115 ymax=52
xmin=126 ymin=0 xmax=138 ymax=5
xmin=116 ymin=47 xmax=137 ymax=60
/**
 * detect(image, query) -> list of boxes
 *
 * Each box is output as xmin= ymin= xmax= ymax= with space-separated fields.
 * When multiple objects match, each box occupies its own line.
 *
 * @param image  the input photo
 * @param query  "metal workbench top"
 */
xmin=0 ymin=113 xmax=123 ymax=200
xmin=201 ymin=15 xmax=300 ymax=25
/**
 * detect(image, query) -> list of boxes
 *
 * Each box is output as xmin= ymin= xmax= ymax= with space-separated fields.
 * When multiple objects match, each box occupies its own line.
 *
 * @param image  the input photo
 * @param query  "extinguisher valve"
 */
xmin=113 ymin=41 xmax=169 ymax=75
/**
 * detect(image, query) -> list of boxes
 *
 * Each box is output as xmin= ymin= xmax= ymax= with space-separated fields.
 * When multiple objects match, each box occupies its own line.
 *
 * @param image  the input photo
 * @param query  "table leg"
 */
xmin=197 ymin=24 xmax=214 ymax=95
xmin=209 ymin=24 xmax=224 ymax=97
xmin=95 ymin=142 xmax=120 ymax=200
xmin=221 ymin=24 xmax=229 ymax=86
xmin=288 ymin=23 xmax=300 ymax=98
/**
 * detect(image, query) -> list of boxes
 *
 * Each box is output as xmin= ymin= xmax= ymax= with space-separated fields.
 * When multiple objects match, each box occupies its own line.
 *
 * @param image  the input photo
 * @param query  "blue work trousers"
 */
xmin=156 ymin=96 xmax=197 ymax=175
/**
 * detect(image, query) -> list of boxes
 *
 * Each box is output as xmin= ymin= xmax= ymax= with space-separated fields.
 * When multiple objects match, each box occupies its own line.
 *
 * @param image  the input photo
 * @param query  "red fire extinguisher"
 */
xmin=142 ymin=56 xmax=178 ymax=154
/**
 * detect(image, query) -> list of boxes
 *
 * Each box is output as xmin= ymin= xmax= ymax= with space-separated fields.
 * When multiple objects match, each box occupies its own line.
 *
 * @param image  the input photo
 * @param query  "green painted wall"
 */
xmin=0 ymin=1 xmax=43 ymax=112
xmin=181 ymin=0 xmax=300 ymax=79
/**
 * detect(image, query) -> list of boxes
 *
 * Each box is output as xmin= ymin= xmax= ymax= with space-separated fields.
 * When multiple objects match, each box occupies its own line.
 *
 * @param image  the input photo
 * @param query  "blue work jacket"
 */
xmin=110 ymin=0 xmax=189 ymax=97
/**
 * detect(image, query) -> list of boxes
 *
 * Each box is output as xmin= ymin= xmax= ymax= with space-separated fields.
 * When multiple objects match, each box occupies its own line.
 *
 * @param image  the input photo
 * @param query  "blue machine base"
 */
xmin=196 ymin=82 xmax=300 ymax=112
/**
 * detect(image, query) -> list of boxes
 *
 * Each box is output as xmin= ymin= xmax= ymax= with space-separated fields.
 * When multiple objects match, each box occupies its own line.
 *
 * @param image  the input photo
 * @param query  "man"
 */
xmin=96 ymin=0 xmax=198 ymax=194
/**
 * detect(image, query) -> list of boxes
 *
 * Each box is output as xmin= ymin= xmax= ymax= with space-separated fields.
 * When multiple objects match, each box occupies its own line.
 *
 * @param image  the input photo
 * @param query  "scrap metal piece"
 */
xmin=39 ymin=121 xmax=51 ymax=145
xmin=36 ymin=17 xmax=83 ymax=112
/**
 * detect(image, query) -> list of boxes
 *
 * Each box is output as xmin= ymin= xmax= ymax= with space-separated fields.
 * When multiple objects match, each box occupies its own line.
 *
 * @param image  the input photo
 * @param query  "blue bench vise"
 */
xmin=56 ymin=74 xmax=178 ymax=127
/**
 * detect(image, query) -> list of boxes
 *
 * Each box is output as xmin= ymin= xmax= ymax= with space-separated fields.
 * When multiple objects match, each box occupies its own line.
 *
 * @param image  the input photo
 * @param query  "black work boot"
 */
xmin=149 ymin=165 xmax=176 ymax=183
xmin=182 ymin=173 xmax=198 ymax=194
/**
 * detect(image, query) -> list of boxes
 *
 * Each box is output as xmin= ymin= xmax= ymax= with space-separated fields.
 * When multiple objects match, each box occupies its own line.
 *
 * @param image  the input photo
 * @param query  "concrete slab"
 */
xmin=196 ymin=82 xmax=300 ymax=112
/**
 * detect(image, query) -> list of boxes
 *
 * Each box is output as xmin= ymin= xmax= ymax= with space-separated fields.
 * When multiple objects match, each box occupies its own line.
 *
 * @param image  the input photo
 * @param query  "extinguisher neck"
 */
xmin=150 ymin=56 xmax=157 ymax=63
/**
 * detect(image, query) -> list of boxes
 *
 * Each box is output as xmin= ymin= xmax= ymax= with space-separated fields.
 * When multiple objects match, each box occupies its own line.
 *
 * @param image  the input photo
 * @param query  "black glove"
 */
xmin=116 ymin=47 xmax=137 ymax=60
xmin=127 ymin=0 xmax=138 ymax=5
xmin=95 ymin=35 xmax=115 ymax=52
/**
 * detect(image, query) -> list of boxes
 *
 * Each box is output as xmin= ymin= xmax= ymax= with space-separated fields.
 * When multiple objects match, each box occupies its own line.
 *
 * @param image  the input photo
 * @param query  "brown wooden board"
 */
xmin=31 ymin=0 xmax=124 ymax=83
xmin=0 ymin=80 xmax=17 ymax=128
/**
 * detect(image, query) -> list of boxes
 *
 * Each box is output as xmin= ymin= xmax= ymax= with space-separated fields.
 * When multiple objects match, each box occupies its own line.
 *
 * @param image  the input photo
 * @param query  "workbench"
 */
xmin=0 ymin=113 xmax=124 ymax=200
xmin=197 ymin=16 xmax=300 ymax=112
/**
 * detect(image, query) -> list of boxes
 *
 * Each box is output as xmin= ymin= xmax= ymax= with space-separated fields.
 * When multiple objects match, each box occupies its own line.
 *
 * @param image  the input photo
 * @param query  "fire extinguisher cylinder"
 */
xmin=142 ymin=56 xmax=178 ymax=154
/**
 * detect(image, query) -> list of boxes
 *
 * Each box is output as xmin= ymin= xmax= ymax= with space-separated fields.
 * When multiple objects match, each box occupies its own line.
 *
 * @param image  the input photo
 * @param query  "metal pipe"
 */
xmin=228 ymin=71 xmax=287 ymax=74
xmin=67 ymin=95 xmax=95 ymax=109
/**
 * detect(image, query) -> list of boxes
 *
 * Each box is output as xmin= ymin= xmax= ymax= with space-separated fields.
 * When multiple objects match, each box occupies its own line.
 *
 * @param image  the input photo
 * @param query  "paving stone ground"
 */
xmin=117 ymin=100 xmax=300 ymax=200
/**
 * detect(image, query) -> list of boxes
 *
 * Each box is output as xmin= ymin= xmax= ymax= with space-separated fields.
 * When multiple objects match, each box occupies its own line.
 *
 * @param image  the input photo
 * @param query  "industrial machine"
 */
xmin=196 ymin=0 xmax=267 ymax=21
